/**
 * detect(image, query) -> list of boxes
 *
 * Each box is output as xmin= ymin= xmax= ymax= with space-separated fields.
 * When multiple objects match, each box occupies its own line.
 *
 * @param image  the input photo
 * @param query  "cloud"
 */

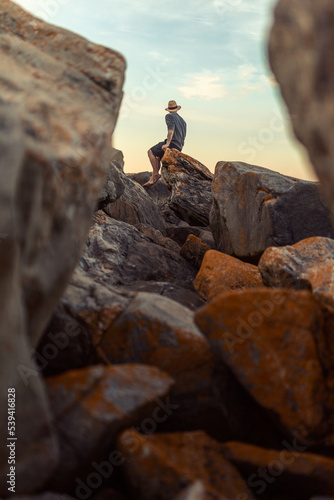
xmin=178 ymin=72 xmax=228 ymax=101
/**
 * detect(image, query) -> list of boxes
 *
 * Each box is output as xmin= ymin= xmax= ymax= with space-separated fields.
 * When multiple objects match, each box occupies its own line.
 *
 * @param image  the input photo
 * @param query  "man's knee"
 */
xmin=148 ymin=149 xmax=153 ymax=156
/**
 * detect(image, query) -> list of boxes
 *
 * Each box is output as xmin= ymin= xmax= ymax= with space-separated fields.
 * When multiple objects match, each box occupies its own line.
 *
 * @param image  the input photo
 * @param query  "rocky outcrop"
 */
xmin=195 ymin=288 xmax=331 ymax=447
xmin=210 ymin=161 xmax=334 ymax=262
xmin=259 ymin=237 xmax=334 ymax=310
xmin=45 ymin=364 xmax=174 ymax=491
xmin=98 ymin=150 xmax=126 ymax=209
xmin=0 ymin=1 xmax=125 ymax=494
xmin=194 ymin=249 xmax=263 ymax=300
xmin=161 ymin=149 xmax=213 ymax=227
xmin=104 ymin=168 xmax=166 ymax=234
xmin=117 ymin=430 xmax=256 ymax=500
xmin=268 ymin=0 xmax=334 ymax=220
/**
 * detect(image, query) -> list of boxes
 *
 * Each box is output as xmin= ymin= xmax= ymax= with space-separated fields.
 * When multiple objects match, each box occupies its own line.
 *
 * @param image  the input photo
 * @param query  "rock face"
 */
xmin=104 ymin=168 xmax=167 ymax=234
xmin=259 ymin=236 xmax=334 ymax=310
xmin=210 ymin=161 xmax=334 ymax=262
xmin=268 ymin=0 xmax=334 ymax=220
xmin=222 ymin=441 xmax=334 ymax=498
xmin=45 ymin=364 xmax=174 ymax=491
xmin=117 ymin=430 xmax=256 ymax=500
xmin=195 ymin=288 xmax=330 ymax=447
xmin=0 ymin=1 xmax=125 ymax=494
xmin=161 ymin=149 xmax=213 ymax=227
xmin=194 ymin=249 xmax=263 ymax=300
xmin=180 ymin=235 xmax=212 ymax=270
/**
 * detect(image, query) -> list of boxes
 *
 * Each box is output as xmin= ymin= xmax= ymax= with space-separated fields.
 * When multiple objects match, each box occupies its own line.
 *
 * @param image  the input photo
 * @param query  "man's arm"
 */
xmin=162 ymin=129 xmax=174 ymax=150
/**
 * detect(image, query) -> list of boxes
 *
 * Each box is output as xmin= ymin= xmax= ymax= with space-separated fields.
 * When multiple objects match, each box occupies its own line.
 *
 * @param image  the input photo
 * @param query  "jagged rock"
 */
xmin=104 ymin=168 xmax=166 ymax=234
xmin=98 ymin=155 xmax=125 ymax=209
xmin=82 ymin=211 xmax=199 ymax=306
xmin=194 ymin=250 xmax=263 ymax=300
xmin=45 ymin=364 xmax=174 ymax=491
xmin=166 ymin=222 xmax=215 ymax=248
xmin=0 ymin=1 xmax=125 ymax=494
xmin=180 ymin=235 xmax=211 ymax=270
xmin=259 ymin=237 xmax=334 ymax=310
xmin=98 ymin=292 xmax=218 ymax=429
xmin=35 ymin=269 xmax=133 ymax=377
xmin=222 ymin=441 xmax=334 ymax=497
xmin=268 ymin=0 xmax=334 ymax=220
xmin=195 ymin=288 xmax=330 ymax=447
xmin=128 ymin=171 xmax=171 ymax=207
xmin=161 ymin=149 xmax=213 ymax=227
xmin=117 ymin=430 xmax=256 ymax=500
xmin=210 ymin=161 xmax=334 ymax=262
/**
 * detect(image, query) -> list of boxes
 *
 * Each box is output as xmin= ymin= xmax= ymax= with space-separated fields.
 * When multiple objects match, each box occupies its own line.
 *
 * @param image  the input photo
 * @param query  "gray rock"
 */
xmin=0 ymin=1 xmax=125 ymax=494
xmin=210 ymin=161 xmax=334 ymax=262
xmin=268 ymin=0 xmax=334 ymax=220
xmin=161 ymin=149 xmax=213 ymax=227
xmin=129 ymin=171 xmax=171 ymax=207
xmin=98 ymin=160 xmax=125 ymax=210
xmin=104 ymin=169 xmax=166 ymax=234
xmin=45 ymin=364 xmax=174 ymax=491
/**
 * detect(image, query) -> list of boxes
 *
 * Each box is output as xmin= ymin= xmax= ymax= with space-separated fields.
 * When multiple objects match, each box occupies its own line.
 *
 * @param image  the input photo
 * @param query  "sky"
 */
xmin=14 ymin=0 xmax=317 ymax=180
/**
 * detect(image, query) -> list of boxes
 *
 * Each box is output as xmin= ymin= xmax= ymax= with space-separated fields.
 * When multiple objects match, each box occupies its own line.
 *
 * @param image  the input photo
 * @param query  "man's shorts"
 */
xmin=150 ymin=140 xmax=181 ymax=160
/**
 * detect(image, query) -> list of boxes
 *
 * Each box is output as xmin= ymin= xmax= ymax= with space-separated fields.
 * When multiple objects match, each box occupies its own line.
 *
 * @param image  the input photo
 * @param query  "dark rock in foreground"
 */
xmin=210 ymin=161 xmax=334 ymax=262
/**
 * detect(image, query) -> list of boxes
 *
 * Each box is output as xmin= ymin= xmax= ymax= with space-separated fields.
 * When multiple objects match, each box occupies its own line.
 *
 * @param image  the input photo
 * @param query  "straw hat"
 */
xmin=165 ymin=100 xmax=181 ymax=113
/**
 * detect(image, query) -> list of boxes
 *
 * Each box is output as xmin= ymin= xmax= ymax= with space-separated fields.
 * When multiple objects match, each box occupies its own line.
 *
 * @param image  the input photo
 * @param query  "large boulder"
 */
xmin=0 ymin=1 xmax=125 ymax=494
xmin=194 ymin=249 xmax=263 ymax=300
xmin=195 ymin=288 xmax=331 ymax=447
xmin=45 ymin=364 xmax=174 ymax=492
xmin=104 ymin=168 xmax=166 ymax=234
xmin=259 ymin=237 xmax=334 ymax=310
xmin=98 ymin=292 xmax=217 ymax=430
xmin=268 ymin=0 xmax=334 ymax=220
xmin=117 ymin=430 xmax=256 ymax=500
xmin=161 ymin=149 xmax=213 ymax=227
xmin=210 ymin=161 xmax=334 ymax=262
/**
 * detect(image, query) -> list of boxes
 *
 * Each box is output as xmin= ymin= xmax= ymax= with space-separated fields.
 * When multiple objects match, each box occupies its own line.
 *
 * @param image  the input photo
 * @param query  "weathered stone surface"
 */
xmin=166 ymin=222 xmax=216 ymax=248
xmin=117 ymin=430 xmax=256 ymax=500
xmin=194 ymin=249 xmax=263 ymax=300
xmin=129 ymin=171 xmax=171 ymax=207
xmin=98 ymin=292 xmax=217 ymax=428
xmin=82 ymin=211 xmax=199 ymax=305
xmin=180 ymin=235 xmax=211 ymax=270
xmin=104 ymin=168 xmax=166 ymax=234
xmin=0 ymin=1 xmax=125 ymax=494
xmin=98 ymin=153 xmax=125 ymax=209
xmin=210 ymin=161 xmax=334 ymax=261
xmin=36 ymin=268 xmax=133 ymax=377
xmin=161 ymin=149 xmax=213 ymax=227
xmin=45 ymin=364 xmax=174 ymax=491
xmin=222 ymin=441 xmax=334 ymax=497
xmin=259 ymin=237 xmax=334 ymax=310
xmin=268 ymin=0 xmax=334 ymax=220
xmin=195 ymin=288 xmax=329 ymax=446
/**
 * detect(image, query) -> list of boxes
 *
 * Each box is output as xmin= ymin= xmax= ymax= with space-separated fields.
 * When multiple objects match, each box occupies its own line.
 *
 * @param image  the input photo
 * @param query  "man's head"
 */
xmin=165 ymin=100 xmax=181 ymax=113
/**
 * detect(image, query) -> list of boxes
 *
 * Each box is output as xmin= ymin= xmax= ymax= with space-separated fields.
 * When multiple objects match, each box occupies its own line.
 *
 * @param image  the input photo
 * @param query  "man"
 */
xmin=143 ymin=100 xmax=187 ymax=188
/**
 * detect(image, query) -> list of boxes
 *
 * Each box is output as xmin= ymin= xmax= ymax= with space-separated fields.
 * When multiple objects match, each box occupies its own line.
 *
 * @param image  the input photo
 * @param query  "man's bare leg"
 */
xmin=143 ymin=149 xmax=161 ymax=187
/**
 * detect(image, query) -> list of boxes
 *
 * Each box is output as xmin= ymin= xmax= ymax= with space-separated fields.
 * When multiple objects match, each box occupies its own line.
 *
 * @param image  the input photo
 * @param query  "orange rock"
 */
xmin=194 ymin=249 xmax=263 ymax=300
xmin=222 ymin=441 xmax=334 ymax=497
xmin=195 ymin=288 xmax=330 ymax=446
xmin=180 ymin=234 xmax=211 ymax=270
xmin=117 ymin=430 xmax=256 ymax=499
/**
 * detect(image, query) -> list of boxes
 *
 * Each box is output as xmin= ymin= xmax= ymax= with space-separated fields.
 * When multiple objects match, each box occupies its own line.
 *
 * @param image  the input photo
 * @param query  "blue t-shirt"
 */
xmin=165 ymin=113 xmax=187 ymax=150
